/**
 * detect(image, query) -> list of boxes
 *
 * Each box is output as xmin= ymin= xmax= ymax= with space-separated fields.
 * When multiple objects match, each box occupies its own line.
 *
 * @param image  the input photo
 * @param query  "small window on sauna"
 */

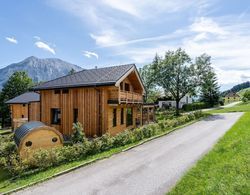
xmin=62 ymin=89 xmax=69 ymax=94
xmin=120 ymin=82 xmax=123 ymax=91
xmin=113 ymin=108 xmax=117 ymax=127
xmin=52 ymin=137 xmax=58 ymax=143
xmin=54 ymin=89 xmax=61 ymax=94
xmin=22 ymin=104 xmax=26 ymax=107
xmin=125 ymin=83 xmax=130 ymax=91
xmin=22 ymin=115 xmax=24 ymax=118
xmin=73 ymin=109 xmax=78 ymax=123
xmin=121 ymin=108 xmax=124 ymax=125
xmin=25 ymin=141 xmax=32 ymax=147
xmin=51 ymin=108 xmax=61 ymax=125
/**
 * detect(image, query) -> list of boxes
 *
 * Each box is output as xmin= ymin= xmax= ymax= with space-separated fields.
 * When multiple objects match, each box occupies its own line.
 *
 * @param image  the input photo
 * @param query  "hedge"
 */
xmin=0 ymin=111 xmax=206 ymax=176
xmin=182 ymin=102 xmax=209 ymax=111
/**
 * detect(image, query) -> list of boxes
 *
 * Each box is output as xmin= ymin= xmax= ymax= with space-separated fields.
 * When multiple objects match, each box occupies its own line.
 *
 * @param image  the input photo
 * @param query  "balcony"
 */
xmin=119 ymin=90 xmax=143 ymax=103
xmin=108 ymin=90 xmax=143 ymax=104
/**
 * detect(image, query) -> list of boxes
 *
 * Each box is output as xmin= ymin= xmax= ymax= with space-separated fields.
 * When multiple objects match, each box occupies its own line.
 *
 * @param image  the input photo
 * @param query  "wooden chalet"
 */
xmin=6 ymin=92 xmax=40 ymax=129
xmin=33 ymin=64 xmax=153 ymax=137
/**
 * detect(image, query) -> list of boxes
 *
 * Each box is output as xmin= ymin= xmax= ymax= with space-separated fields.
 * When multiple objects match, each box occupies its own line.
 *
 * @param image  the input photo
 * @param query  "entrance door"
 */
xmin=126 ymin=107 xmax=133 ymax=127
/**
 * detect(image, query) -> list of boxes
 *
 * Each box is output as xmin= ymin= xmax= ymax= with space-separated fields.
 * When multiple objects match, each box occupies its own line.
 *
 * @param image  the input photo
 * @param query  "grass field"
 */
xmin=206 ymin=102 xmax=250 ymax=114
xmin=237 ymin=87 xmax=250 ymax=97
xmin=168 ymin=112 xmax=250 ymax=195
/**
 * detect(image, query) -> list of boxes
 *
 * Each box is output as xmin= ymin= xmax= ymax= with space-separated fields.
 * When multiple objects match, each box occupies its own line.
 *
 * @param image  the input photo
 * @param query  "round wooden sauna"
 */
xmin=14 ymin=121 xmax=63 ymax=157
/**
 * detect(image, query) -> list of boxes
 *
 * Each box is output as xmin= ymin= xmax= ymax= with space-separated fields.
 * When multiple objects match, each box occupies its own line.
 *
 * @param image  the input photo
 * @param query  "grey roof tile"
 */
xmin=33 ymin=64 xmax=135 ymax=90
xmin=6 ymin=92 xmax=40 ymax=104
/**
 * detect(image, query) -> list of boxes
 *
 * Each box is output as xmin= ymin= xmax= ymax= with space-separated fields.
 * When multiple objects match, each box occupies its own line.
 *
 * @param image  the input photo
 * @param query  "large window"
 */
xmin=126 ymin=107 xmax=133 ymax=126
xmin=51 ymin=108 xmax=61 ymax=125
xmin=113 ymin=108 xmax=117 ymax=127
xmin=121 ymin=108 xmax=124 ymax=125
xmin=73 ymin=109 xmax=78 ymax=123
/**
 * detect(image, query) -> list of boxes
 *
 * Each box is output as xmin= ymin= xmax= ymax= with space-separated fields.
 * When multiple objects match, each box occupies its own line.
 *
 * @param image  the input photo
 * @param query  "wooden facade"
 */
xmin=9 ymin=102 xmax=40 ymax=129
xmin=40 ymin=84 xmax=143 ymax=137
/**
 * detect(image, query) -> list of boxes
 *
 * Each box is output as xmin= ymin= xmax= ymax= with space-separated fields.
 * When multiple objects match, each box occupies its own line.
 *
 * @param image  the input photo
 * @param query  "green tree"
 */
xmin=68 ymin=68 xmax=75 ymax=75
xmin=195 ymin=54 xmax=220 ymax=107
xmin=0 ymin=71 xmax=33 ymax=127
xmin=139 ymin=61 xmax=155 ymax=102
xmin=200 ymin=71 xmax=220 ymax=106
xmin=154 ymin=48 xmax=196 ymax=115
xmin=242 ymin=90 xmax=250 ymax=102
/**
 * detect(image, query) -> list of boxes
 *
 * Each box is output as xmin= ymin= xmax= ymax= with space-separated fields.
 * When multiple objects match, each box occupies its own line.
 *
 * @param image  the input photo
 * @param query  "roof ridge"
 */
xmin=95 ymin=64 xmax=133 ymax=83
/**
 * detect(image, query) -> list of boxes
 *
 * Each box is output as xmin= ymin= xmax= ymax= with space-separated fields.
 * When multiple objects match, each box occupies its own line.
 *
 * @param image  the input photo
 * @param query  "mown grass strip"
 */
xmin=1 ymin=117 xmax=206 ymax=194
xmin=168 ymin=112 xmax=250 ymax=195
xmin=206 ymin=102 xmax=250 ymax=114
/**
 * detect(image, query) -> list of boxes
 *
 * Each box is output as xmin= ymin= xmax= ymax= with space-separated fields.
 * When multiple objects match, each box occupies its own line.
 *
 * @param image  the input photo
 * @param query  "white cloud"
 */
xmin=47 ymin=0 xmax=250 ymax=89
xmin=83 ymin=51 xmax=99 ymax=59
xmin=5 ymin=37 xmax=18 ymax=44
xmin=35 ymin=41 xmax=56 ymax=55
xmin=33 ymin=36 xmax=41 ymax=40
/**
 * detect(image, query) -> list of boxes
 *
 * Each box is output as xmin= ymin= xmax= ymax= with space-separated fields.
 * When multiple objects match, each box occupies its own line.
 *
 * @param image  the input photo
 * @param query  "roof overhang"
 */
xmin=115 ymin=66 xmax=146 ymax=94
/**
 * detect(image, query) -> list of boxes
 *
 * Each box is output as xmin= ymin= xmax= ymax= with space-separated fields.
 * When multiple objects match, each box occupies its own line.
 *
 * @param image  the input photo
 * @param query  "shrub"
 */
xmin=113 ymin=130 xmax=134 ymax=147
xmin=1 ymin=111 xmax=206 ymax=176
xmin=243 ymin=90 xmax=250 ymax=101
xmin=99 ymin=133 xmax=114 ymax=151
xmin=183 ymin=102 xmax=209 ymax=111
xmin=71 ymin=122 xmax=85 ymax=144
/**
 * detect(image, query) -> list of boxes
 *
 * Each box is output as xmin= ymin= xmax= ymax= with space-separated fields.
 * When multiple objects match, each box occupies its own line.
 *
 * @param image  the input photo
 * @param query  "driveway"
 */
xmin=16 ymin=113 xmax=243 ymax=195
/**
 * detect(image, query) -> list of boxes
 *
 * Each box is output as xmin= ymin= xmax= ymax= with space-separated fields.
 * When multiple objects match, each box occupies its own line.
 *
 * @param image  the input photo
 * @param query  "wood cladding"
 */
xmin=10 ymin=103 xmax=40 ymax=129
xmin=39 ymin=73 xmax=150 ymax=137
xmin=40 ymin=86 xmax=144 ymax=137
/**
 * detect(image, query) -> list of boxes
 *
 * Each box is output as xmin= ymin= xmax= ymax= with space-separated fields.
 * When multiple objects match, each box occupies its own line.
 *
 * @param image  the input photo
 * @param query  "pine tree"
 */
xmin=0 ymin=71 xmax=33 ymax=127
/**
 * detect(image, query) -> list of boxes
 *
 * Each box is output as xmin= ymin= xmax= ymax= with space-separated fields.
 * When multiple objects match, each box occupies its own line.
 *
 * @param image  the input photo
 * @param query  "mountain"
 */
xmin=0 ymin=56 xmax=83 ymax=89
xmin=221 ymin=81 xmax=250 ymax=96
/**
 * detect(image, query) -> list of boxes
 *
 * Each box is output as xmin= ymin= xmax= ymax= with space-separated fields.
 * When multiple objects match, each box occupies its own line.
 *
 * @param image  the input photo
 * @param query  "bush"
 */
xmin=183 ymin=102 xmax=209 ymax=111
xmin=71 ymin=122 xmax=85 ymax=144
xmin=243 ymin=90 xmax=250 ymax=101
xmin=1 ymin=111 xmax=206 ymax=176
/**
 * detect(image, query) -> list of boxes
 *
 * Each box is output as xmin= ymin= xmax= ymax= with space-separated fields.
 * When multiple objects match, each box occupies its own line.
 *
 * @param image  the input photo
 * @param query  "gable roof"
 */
xmin=33 ymin=64 xmax=145 ymax=93
xmin=6 ymin=92 xmax=40 ymax=104
xmin=225 ymin=92 xmax=240 ymax=97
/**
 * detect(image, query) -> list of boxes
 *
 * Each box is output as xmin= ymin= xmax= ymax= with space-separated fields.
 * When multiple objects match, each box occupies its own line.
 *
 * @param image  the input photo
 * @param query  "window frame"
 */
xmin=113 ymin=108 xmax=117 ymax=127
xmin=51 ymin=108 xmax=61 ymax=125
xmin=121 ymin=108 xmax=124 ymax=125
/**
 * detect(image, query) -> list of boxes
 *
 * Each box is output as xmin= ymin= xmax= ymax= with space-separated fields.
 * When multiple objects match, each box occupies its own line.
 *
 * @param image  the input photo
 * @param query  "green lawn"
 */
xmin=168 ymin=112 xmax=250 ymax=195
xmin=206 ymin=102 xmax=250 ymax=114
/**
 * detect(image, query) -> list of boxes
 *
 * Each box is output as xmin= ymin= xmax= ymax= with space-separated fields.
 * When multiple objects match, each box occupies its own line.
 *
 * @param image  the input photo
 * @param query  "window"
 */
xmin=121 ymin=108 xmax=124 ymax=125
xmin=120 ymin=82 xmax=123 ymax=90
xmin=113 ymin=108 xmax=117 ymax=127
xmin=51 ymin=108 xmax=61 ymax=125
xmin=62 ymin=89 xmax=69 ymax=94
xmin=125 ymin=83 xmax=130 ymax=91
xmin=54 ymin=89 xmax=60 ymax=94
xmin=126 ymin=108 xmax=133 ymax=126
xmin=22 ymin=104 xmax=26 ymax=107
xmin=25 ymin=141 xmax=32 ymax=147
xmin=21 ymin=115 xmax=24 ymax=118
xmin=73 ymin=109 xmax=78 ymax=123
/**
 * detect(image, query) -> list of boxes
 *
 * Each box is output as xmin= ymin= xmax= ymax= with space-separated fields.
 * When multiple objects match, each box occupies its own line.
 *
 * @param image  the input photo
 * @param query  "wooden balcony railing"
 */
xmin=119 ymin=90 xmax=143 ymax=104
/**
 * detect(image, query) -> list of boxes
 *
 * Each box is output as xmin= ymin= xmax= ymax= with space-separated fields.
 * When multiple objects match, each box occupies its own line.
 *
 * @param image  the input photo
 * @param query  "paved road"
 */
xmin=222 ymin=101 xmax=241 ymax=108
xmin=15 ymin=113 xmax=243 ymax=195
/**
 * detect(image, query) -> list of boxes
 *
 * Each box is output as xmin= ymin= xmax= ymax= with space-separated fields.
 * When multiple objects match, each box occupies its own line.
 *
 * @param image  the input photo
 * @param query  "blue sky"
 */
xmin=1 ymin=0 xmax=250 ymax=90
